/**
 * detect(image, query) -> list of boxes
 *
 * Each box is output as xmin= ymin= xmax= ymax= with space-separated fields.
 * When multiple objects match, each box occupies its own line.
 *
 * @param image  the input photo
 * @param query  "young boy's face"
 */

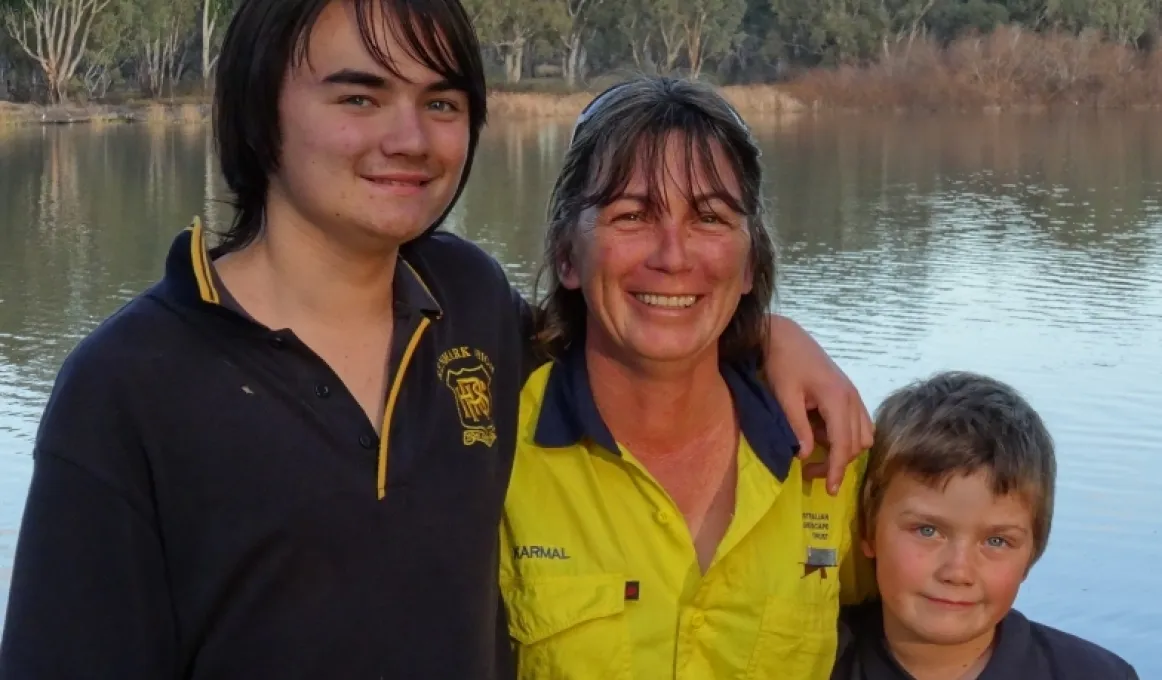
xmin=862 ymin=469 xmax=1036 ymax=650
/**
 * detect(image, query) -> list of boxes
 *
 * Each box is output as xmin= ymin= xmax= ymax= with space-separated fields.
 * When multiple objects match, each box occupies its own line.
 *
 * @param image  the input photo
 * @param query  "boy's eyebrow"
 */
xmin=425 ymin=79 xmax=463 ymax=94
xmin=987 ymin=524 xmax=1031 ymax=535
xmin=898 ymin=510 xmax=1032 ymax=535
xmin=321 ymin=71 xmax=463 ymax=97
xmin=898 ymin=510 xmax=948 ymax=524
xmin=322 ymin=69 xmax=386 ymax=88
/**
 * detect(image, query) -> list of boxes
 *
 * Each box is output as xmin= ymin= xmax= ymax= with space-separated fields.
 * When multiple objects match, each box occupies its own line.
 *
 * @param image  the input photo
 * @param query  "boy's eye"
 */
xmin=985 ymin=536 xmax=1011 ymax=548
xmin=914 ymin=525 xmax=937 ymax=538
xmin=340 ymin=95 xmax=374 ymax=107
xmin=428 ymin=99 xmax=460 ymax=114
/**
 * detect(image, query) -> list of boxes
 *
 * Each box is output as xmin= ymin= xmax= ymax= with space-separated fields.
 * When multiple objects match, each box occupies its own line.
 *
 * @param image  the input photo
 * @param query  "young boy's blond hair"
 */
xmin=860 ymin=370 xmax=1056 ymax=565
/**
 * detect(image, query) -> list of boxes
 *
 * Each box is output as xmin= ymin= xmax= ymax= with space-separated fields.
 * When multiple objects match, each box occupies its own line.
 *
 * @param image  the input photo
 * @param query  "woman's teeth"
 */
xmin=634 ymin=294 xmax=698 ymax=308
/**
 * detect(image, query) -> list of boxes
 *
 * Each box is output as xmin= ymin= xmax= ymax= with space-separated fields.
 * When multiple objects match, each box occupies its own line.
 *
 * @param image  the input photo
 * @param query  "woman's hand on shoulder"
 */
xmin=762 ymin=315 xmax=873 ymax=494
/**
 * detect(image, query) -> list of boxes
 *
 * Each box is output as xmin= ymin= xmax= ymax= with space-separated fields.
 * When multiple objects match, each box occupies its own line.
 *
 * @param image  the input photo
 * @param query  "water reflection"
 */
xmin=0 ymin=113 xmax=1159 ymax=672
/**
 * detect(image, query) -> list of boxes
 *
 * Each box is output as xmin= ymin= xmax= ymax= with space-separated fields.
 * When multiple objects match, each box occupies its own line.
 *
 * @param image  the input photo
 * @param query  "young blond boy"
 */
xmin=832 ymin=371 xmax=1138 ymax=680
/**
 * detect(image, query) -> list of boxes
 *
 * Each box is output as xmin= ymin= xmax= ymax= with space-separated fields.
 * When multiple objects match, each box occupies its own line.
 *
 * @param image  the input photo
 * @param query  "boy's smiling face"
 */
xmin=863 ymin=470 xmax=1036 ymax=650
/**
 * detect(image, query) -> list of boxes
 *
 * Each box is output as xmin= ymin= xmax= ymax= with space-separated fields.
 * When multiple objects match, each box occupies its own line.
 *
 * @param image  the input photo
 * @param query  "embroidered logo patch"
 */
xmin=437 ymin=346 xmax=498 ymax=447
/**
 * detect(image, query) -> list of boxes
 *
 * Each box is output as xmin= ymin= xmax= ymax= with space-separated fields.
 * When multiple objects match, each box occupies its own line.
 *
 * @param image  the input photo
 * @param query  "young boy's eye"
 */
xmin=914 ymin=525 xmax=937 ymax=538
xmin=985 ymin=536 xmax=1011 ymax=548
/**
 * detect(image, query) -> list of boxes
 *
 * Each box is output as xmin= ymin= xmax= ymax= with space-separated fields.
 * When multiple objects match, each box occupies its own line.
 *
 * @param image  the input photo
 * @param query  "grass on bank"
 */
xmin=784 ymin=26 xmax=1162 ymax=112
xmin=485 ymin=85 xmax=806 ymax=118
xmin=6 ymin=27 xmax=1162 ymax=130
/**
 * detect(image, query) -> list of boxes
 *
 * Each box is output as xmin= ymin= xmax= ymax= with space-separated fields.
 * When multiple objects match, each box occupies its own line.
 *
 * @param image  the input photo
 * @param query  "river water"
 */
xmin=1 ymin=112 xmax=1160 ymax=673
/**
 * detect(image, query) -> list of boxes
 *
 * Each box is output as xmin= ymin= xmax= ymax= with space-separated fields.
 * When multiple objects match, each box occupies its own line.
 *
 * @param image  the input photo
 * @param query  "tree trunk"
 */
xmin=503 ymin=37 xmax=524 ymax=83
xmin=165 ymin=21 xmax=186 ymax=98
xmin=556 ymin=0 xmax=599 ymax=88
xmin=659 ymin=20 xmax=684 ymax=74
xmin=2 ymin=0 xmax=111 ymax=104
xmin=562 ymin=34 xmax=583 ymax=87
xmin=685 ymin=13 xmax=706 ymax=79
xmin=201 ymin=0 xmax=218 ymax=87
xmin=142 ymin=37 xmax=163 ymax=97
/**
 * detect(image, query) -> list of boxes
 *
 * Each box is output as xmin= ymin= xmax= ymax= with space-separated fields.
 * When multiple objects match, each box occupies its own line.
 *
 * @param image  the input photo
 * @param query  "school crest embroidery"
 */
xmin=437 ymin=346 xmax=498 ymax=447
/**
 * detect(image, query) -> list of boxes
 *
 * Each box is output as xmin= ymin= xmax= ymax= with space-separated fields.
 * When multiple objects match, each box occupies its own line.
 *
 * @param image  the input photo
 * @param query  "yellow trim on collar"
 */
xmin=189 ymin=217 xmax=220 ymax=305
xmin=377 ymin=315 xmax=432 ymax=500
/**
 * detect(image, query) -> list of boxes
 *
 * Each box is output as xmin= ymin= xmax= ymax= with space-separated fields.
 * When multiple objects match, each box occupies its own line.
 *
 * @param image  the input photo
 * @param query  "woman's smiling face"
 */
xmin=561 ymin=132 xmax=754 ymax=368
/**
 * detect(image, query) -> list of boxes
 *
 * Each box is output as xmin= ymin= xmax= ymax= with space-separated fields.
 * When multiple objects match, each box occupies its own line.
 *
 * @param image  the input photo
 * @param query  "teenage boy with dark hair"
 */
xmin=833 ymin=371 xmax=1138 ymax=679
xmin=0 ymin=0 xmax=872 ymax=678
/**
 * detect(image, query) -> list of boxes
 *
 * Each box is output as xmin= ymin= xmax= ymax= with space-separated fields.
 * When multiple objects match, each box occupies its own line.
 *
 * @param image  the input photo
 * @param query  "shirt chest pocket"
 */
xmin=743 ymin=592 xmax=840 ymax=680
xmin=504 ymin=574 xmax=634 ymax=680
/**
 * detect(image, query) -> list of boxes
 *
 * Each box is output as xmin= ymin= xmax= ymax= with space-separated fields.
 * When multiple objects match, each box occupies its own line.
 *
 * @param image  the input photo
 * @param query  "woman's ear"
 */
xmin=742 ymin=223 xmax=755 ymax=294
xmin=559 ymin=255 xmax=581 ymax=290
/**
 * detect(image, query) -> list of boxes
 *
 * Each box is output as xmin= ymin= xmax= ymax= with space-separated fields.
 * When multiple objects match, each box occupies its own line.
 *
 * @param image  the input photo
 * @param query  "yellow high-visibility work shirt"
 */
xmin=500 ymin=348 xmax=874 ymax=679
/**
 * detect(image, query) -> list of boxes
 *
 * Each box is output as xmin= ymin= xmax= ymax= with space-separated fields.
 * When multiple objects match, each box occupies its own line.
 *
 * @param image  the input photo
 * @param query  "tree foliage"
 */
xmin=3 ymin=0 xmax=1162 ymax=102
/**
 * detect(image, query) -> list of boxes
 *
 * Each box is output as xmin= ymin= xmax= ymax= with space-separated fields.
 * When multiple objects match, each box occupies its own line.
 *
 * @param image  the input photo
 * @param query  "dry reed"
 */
xmin=487 ymin=84 xmax=806 ymax=120
xmin=784 ymin=26 xmax=1162 ymax=112
xmin=144 ymin=103 xmax=169 ymax=126
xmin=179 ymin=103 xmax=206 ymax=124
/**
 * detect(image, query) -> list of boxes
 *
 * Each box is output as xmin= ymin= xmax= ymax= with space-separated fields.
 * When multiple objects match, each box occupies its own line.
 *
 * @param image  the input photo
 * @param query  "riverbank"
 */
xmin=0 ymin=100 xmax=209 ymax=127
xmin=8 ymin=51 xmax=1162 ymax=129
xmin=0 ymin=86 xmax=805 ymax=128
xmin=783 ymin=28 xmax=1162 ymax=114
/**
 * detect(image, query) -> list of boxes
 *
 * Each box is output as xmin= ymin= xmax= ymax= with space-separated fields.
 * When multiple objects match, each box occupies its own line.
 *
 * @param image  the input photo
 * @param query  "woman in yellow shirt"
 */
xmin=500 ymin=76 xmax=875 ymax=679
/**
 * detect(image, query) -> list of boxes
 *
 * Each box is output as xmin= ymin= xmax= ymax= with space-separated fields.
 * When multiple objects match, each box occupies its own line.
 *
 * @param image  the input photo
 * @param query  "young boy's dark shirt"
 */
xmin=832 ymin=600 xmax=1139 ymax=680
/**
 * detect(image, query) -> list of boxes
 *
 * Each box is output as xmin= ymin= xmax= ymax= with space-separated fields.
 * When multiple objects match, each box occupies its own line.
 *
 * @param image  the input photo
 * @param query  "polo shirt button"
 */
xmin=359 ymin=434 xmax=375 ymax=449
xmin=315 ymin=384 xmax=330 ymax=398
xmin=268 ymin=335 xmax=284 ymax=349
xmin=690 ymin=611 xmax=705 ymax=628
xmin=655 ymin=510 xmax=672 ymax=524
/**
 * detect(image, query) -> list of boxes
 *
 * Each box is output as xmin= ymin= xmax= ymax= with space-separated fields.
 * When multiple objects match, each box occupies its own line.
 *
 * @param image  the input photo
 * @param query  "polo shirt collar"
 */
xmin=853 ymin=603 xmax=1040 ymax=679
xmin=532 ymin=340 xmax=800 ymax=481
xmin=159 ymin=217 xmax=443 ymax=317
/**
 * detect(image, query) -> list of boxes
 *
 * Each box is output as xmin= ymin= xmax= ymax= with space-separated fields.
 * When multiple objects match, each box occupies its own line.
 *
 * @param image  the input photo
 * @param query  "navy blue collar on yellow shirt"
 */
xmin=532 ymin=342 xmax=800 ymax=481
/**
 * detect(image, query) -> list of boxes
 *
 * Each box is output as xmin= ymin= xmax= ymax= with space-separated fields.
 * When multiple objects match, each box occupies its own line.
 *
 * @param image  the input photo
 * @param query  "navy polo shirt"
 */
xmin=833 ymin=600 xmax=1139 ymax=680
xmin=0 ymin=220 xmax=530 ymax=679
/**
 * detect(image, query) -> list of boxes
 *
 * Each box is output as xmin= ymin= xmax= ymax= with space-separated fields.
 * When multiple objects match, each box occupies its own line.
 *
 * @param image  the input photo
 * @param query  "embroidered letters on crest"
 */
xmin=437 ymin=346 xmax=498 ymax=447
